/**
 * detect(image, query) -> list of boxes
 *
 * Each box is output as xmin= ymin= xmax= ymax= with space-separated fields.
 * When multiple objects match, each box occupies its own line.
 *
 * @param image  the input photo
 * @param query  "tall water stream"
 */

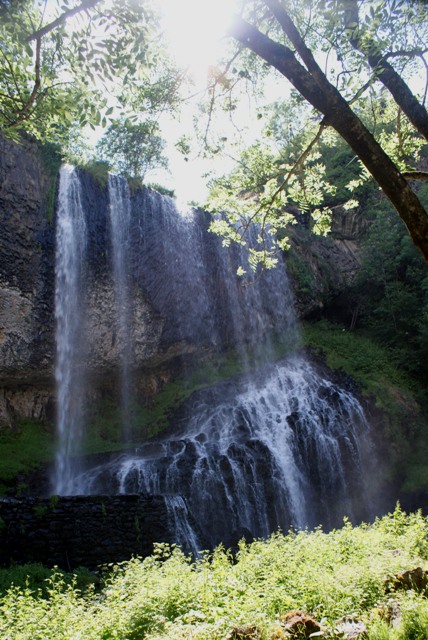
xmin=53 ymin=166 xmax=88 ymax=494
xmin=107 ymin=174 xmax=133 ymax=441
xmin=53 ymin=168 xmax=376 ymax=552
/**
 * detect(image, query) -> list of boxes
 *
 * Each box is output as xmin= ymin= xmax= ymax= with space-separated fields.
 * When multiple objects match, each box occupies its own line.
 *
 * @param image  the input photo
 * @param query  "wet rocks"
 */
xmin=385 ymin=567 xmax=428 ymax=593
xmin=334 ymin=617 xmax=367 ymax=639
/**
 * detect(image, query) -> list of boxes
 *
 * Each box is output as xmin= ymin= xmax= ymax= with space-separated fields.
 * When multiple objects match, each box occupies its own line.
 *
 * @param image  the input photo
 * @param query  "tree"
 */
xmin=223 ymin=0 xmax=428 ymax=261
xmin=96 ymin=117 xmax=168 ymax=179
xmin=95 ymin=59 xmax=183 ymax=180
xmin=0 ymin=0 xmax=158 ymax=144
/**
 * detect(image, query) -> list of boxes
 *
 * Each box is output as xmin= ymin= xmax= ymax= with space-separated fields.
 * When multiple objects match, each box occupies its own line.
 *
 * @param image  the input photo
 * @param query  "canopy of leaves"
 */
xmin=0 ymin=0 xmax=175 ymax=150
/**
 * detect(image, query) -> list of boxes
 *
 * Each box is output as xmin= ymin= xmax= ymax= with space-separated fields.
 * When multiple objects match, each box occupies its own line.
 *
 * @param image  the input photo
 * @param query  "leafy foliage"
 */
xmin=0 ymin=563 xmax=96 ymax=598
xmin=96 ymin=117 xmax=167 ymax=179
xmin=0 ymin=419 xmax=54 ymax=495
xmin=0 ymin=0 xmax=180 ymax=158
xmin=1 ymin=509 xmax=428 ymax=639
xmin=343 ymin=186 xmax=428 ymax=387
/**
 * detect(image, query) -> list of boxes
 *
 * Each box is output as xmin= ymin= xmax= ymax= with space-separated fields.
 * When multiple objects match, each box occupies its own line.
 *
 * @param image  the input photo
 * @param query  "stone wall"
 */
xmin=0 ymin=495 xmax=174 ymax=570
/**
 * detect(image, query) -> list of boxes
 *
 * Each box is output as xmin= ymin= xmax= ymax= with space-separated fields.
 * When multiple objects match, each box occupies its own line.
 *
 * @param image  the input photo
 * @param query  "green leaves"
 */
xmin=0 ymin=0 xmax=165 ymax=150
xmin=1 ymin=510 xmax=428 ymax=639
xmin=96 ymin=116 xmax=168 ymax=180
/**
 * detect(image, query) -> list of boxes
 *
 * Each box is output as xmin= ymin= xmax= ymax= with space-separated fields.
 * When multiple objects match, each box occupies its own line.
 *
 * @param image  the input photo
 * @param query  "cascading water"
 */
xmin=164 ymin=496 xmax=202 ymax=556
xmin=135 ymin=189 xmax=221 ymax=349
xmin=53 ymin=171 xmax=378 ymax=547
xmin=211 ymin=222 xmax=300 ymax=368
xmin=53 ymin=165 xmax=88 ymax=495
xmin=108 ymin=175 xmax=133 ymax=440
xmin=72 ymin=356 xmax=372 ymax=546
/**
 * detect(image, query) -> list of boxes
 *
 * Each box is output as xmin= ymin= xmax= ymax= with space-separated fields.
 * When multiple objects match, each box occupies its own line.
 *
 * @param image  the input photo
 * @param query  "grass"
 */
xmin=302 ymin=319 xmax=424 ymax=439
xmin=302 ymin=319 xmax=416 ymax=396
xmin=0 ymin=507 xmax=427 ymax=639
xmin=0 ymin=419 xmax=54 ymax=494
xmin=83 ymin=353 xmax=244 ymax=449
xmin=138 ymin=354 xmax=243 ymax=436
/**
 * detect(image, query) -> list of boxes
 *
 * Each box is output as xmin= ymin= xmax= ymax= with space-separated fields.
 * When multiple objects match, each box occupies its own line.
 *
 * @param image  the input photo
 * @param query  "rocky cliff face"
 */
xmin=285 ymin=206 xmax=368 ymax=320
xmin=0 ymin=135 xmax=56 ymax=425
xmin=0 ymin=135 xmax=368 ymax=428
xmin=0 ymin=139 xmax=166 ymax=426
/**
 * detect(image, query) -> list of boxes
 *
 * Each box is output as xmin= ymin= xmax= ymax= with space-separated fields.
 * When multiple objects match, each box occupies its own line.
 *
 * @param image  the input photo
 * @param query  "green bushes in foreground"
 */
xmin=1 ymin=506 xmax=428 ymax=639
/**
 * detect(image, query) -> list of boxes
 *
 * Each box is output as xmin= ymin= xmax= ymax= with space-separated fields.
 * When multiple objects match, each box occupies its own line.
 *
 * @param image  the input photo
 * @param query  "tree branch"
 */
xmin=402 ymin=171 xmax=428 ymax=182
xmin=229 ymin=13 xmax=428 ymax=262
xmin=341 ymin=0 xmax=428 ymax=141
xmin=384 ymin=48 xmax=428 ymax=60
xmin=26 ymin=0 xmax=100 ymax=42
xmin=264 ymin=0 xmax=331 ymax=91
xmin=6 ymin=37 xmax=42 ymax=128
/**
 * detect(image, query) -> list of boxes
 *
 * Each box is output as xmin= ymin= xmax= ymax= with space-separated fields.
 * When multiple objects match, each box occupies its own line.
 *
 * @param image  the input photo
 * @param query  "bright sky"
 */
xmin=48 ymin=0 xmax=428 ymax=207
xmin=156 ymin=0 xmax=235 ymax=82
xmin=147 ymin=0 xmax=244 ymax=206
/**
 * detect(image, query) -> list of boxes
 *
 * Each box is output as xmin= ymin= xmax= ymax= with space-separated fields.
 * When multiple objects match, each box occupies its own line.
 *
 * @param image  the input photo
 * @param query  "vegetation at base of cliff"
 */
xmin=0 ymin=420 xmax=54 ymax=495
xmin=302 ymin=320 xmax=417 ymax=399
xmin=86 ymin=354 xmax=244 ymax=447
xmin=0 ymin=345 xmax=300 ymax=491
xmin=87 ymin=339 xmax=300 ymax=446
xmin=1 ymin=507 xmax=428 ymax=639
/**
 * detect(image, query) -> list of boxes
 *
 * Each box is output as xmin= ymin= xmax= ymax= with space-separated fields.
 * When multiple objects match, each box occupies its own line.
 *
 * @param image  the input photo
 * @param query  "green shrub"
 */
xmin=0 ymin=419 xmax=54 ymax=493
xmin=0 ymin=509 xmax=427 ymax=639
xmin=81 ymin=159 xmax=111 ymax=187
xmin=0 ymin=563 xmax=96 ymax=598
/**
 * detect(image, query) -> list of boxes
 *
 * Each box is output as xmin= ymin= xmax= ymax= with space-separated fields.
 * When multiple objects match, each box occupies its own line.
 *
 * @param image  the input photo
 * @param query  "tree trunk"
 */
xmin=229 ymin=15 xmax=428 ymax=262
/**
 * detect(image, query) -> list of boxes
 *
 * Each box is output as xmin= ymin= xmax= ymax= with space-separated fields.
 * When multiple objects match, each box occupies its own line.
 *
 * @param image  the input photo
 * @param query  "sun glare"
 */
xmin=156 ymin=0 xmax=235 ymax=84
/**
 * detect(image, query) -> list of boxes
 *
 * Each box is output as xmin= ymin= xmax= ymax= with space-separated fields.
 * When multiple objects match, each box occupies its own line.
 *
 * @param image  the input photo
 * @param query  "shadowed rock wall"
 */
xmin=0 ymin=495 xmax=174 ymax=569
xmin=0 ymin=136 xmax=56 ymax=426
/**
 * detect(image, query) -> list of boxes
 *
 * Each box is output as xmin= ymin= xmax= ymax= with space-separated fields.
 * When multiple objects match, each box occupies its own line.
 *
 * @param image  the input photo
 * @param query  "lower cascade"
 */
xmin=52 ymin=166 xmax=379 ymax=551
xmin=68 ymin=357 xmax=374 ymax=551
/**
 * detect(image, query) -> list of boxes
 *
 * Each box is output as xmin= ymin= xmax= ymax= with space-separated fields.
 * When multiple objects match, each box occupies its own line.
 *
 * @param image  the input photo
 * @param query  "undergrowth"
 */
xmin=0 ymin=507 xmax=428 ymax=639
xmin=302 ymin=320 xmax=416 ymax=396
xmin=0 ymin=420 xmax=54 ymax=494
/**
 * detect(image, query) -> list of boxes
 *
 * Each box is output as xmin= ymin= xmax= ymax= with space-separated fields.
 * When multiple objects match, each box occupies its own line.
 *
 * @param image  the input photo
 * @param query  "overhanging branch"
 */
xmin=340 ymin=0 xmax=428 ymax=141
xmin=402 ymin=171 xmax=428 ymax=182
xmin=229 ymin=12 xmax=428 ymax=262
xmin=26 ymin=0 xmax=100 ymax=42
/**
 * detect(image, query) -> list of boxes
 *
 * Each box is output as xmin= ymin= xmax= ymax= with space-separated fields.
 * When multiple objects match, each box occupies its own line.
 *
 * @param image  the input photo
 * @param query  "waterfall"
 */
xmin=108 ymin=175 xmax=133 ymax=440
xmin=133 ymin=191 xmax=299 ymax=359
xmin=212 ymin=221 xmax=300 ymax=368
xmin=164 ymin=496 xmax=202 ymax=556
xmin=52 ymin=178 xmax=378 ymax=548
xmin=53 ymin=166 xmax=87 ymax=495
xmin=72 ymin=356 xmax=372 ymax=546
xmin=136 ymin=190 xmax=221 ymax=349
